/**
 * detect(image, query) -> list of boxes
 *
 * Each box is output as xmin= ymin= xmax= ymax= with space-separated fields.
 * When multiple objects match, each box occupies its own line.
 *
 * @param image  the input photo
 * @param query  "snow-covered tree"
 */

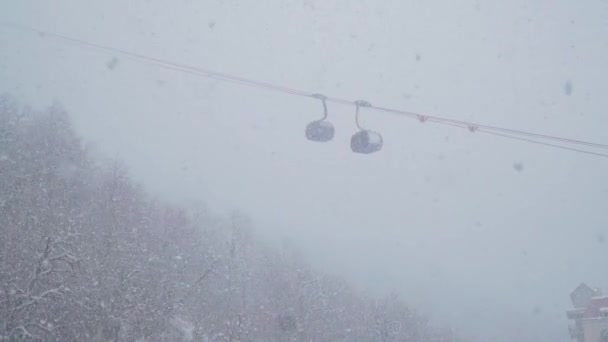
xmin=0 ymin=96 xmax=458 ymax=341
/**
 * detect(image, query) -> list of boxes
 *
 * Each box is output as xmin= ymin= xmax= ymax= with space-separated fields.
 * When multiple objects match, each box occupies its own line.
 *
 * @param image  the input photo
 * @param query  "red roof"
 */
xmin=584 ymin=297 xmax=608 ymax=319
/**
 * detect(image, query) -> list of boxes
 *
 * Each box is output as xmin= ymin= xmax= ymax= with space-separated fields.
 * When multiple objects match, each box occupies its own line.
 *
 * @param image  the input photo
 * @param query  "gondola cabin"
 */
xmin=305 ymin=120 xmax=335 ymax=142
xmin=351 ymin=130 xmax=383 ymax=154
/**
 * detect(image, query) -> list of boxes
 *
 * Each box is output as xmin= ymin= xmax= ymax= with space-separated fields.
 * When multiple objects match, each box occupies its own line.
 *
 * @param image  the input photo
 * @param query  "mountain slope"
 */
xmin=0 ymin=95 xmax=458 ymax=341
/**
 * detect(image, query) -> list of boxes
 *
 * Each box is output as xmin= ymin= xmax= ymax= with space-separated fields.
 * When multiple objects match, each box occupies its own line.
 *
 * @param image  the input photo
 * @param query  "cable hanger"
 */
xmin=305 ymin=94 xmax=335 ymax=142
xmin=351 ymin=100 xmax=383 ymax=154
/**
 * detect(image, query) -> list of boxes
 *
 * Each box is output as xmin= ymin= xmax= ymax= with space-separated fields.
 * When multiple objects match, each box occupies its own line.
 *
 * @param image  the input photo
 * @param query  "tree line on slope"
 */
xmin=0 ymin=95 xmax=459 ymax=341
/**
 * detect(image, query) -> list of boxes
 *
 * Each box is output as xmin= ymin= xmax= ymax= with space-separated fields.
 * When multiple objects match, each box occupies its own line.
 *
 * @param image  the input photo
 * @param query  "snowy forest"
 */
xmin=0 ymin=95 xmax=458 ymax=341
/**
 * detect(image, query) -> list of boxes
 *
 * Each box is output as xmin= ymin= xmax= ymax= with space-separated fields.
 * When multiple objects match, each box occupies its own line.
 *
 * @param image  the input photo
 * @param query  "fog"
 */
xmin=1 ymin=1 xmax=608 ymax=341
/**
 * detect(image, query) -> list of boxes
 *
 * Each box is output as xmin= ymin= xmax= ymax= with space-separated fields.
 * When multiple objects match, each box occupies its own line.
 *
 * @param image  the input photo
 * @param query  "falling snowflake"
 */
xmin=564 ymin=81 xmax=573 ymax=96
xmin=513 ymin=162 xmax=524 ymax=172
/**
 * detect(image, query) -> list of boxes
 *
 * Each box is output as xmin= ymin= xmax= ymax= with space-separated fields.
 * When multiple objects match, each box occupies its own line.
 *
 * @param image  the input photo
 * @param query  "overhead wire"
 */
xmin=371 ymin=106 xmax=608 ymax=150
xmin=478 ymin=130 xmax=608 ymax=158
xmin=2 ymin=22 xmax=608 ymax=158
xmin=430 ymin=120 xmax=608 ymax=158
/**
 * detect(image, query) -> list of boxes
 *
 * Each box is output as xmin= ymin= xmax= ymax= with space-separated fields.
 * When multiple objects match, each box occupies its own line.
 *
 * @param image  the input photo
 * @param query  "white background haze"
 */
xmin=1 ymin=1 xmax=608 ymax=341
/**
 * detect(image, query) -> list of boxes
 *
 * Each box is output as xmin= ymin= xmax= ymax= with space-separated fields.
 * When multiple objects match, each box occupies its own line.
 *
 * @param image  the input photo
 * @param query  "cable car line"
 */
xmin=478 ymin=131 xmax=608 ymax=158
xmin=370 ymin=106 xmax=608 ymax=150
xmin=427 ymin=120 xmax=608 ymax=157
xmin=2 ymin=22 xmax=608 ymax=157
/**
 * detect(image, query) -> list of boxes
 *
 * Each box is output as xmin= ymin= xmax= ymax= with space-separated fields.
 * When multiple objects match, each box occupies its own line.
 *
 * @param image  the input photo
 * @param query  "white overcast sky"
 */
xmin=1 ymin=1 xmax=608 ymax=341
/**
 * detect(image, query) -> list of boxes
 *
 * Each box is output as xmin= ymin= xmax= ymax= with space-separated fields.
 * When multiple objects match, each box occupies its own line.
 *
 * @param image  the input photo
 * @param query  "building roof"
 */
xmin=571 ymin=283 xmax=597 ymax=308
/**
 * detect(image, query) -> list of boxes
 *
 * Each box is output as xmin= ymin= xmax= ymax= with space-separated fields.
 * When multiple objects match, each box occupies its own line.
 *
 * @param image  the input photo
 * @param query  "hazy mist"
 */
xmin=2 ymin=1 xmax=608 ymax=341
